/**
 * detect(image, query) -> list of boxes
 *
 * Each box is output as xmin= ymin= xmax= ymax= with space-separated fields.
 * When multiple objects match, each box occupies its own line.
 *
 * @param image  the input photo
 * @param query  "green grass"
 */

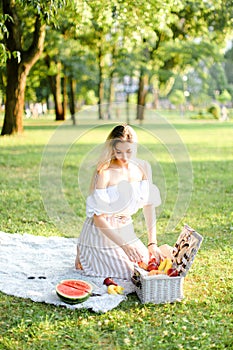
xmin=0 ymin=110 xmax=233 ymax=349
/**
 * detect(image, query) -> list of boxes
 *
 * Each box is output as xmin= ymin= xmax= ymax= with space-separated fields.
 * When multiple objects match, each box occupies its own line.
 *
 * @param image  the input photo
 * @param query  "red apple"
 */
xmin=167 ymin=268 xmax=179 ymax=277
xmin=103 ymin=277 xmax=118 ymax=286
xmin=147 ymin=262 xmax=159 ymax=271
xmin=148 ymin=257 xmax=158 ymax=265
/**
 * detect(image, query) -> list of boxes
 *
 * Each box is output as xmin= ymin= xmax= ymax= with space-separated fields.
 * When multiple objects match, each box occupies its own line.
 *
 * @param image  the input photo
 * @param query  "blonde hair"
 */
xmin=89 ymin=124 xmax=138 ymax=192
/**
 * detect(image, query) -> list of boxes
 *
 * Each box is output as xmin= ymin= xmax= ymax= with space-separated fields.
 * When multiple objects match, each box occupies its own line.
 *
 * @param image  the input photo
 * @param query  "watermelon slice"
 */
xmin=56 ymin=279 xmax=93 ymax=304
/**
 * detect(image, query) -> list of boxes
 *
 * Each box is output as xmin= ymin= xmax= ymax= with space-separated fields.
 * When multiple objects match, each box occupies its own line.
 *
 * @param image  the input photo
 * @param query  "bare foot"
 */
xmin=75 ymin=246 xmax=83 ymax=270
xmin=75 ymin=257 xmax=83 ymax=270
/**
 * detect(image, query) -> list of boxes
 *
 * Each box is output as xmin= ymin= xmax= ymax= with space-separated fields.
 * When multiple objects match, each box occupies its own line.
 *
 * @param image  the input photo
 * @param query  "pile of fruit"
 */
xmin=103 ymin=277 xmax=124 ymax=295
xmin=138 ymin=257 xmax=179 ymax=277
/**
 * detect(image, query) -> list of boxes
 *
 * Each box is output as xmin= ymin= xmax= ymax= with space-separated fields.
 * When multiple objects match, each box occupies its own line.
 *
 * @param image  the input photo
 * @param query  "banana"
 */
xmin=164 ymin=259 xmax=173 ymax=274
xmin=158 ymin=258 xmax=173 ymax=273
xmin=107 ymin=284 xmax=124 ymax=295
xmin=158 ymin=258 xmax=168 ymax=271
xmin=107 ymin=285 xmax=118 ymax=294
xmin=115 ymin=285 xmax=124 ymax=294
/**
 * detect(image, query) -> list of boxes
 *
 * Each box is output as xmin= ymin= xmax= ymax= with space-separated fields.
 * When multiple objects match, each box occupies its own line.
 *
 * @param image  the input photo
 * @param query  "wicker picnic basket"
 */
xmin=132 ymin=224 xmax=203 ymax=304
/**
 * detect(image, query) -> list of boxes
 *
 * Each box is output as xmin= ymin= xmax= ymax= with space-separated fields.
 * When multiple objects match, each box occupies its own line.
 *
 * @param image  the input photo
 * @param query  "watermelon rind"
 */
xmin=56 ymin=293 xmax=90 ymax=304
xmin=56 ymin=279 xmax=93 ymax=304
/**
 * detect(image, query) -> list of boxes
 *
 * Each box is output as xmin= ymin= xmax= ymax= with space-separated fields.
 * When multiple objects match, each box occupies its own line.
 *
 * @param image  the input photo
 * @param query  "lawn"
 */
xmin=0 ymin=108 xmax=233 ymax=349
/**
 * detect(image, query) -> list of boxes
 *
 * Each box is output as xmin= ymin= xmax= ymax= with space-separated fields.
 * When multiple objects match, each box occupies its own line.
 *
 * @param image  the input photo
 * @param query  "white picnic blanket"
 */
xmin=0 ymin=231 xmax=135 ymax=313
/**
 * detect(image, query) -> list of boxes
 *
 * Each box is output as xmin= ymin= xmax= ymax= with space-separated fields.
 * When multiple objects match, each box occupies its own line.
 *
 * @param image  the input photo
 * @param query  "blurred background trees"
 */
xmin=0 ymin=0 xmax=233 ymax=134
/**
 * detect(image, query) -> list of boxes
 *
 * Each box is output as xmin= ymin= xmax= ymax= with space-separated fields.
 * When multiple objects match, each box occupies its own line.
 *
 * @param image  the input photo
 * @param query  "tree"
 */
xmin=0 ymin=0 xmax=68 ymax=135
xmin=44 ymin=52 xmax=66 ymax=121
xmin=41 ymin=2 xmax=87 ymax=122
xmin=135 ymin=0 xmax=233 ymax=120
xmin=168 ymin=89 xmax=186 ymax=115
xmin=217 ymin=89 xmax=232 ymax=105
xmin=224 ymin=43 xmax=233 ymax=102
xmin=83 ymin=2 xmax=117 ymax=120
xmin=2 ymin=0 xmax=232 ymax=130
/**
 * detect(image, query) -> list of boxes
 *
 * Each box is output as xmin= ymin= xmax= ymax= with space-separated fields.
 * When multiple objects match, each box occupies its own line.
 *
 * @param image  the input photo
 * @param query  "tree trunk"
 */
xmin=106 ymin=73 xmax=114 ymax=119
xmin=106 ymin=43 xmax=116 ymax=120
xmin=98 ymin=44 xmax=104 ymax=119
xmin=48 ymin=75 xmax=64 ymax=121
xmin=45 ymin=57 xmax=65 ymax=121
xmin=62 ymin=74 xmax=67 ymax=120
xmin=2 ymin=58 xmax=44 ymax=135
xmin=136 ymin=71 xmax=148 ymax=121
xmin=69 ymin=77 xmax=76 ymax=125
xmin=1 ymin=60 xmax=26 ymax=134
xmin=152 ymin=87 xmax=159 ymax=109
xmin=1 ymin=1 xmax=46 ymax=135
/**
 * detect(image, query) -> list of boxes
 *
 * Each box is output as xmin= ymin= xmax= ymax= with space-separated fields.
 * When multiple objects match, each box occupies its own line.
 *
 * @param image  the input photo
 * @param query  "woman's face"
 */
xmin=113 ymin=141 xmax=135 ymax=166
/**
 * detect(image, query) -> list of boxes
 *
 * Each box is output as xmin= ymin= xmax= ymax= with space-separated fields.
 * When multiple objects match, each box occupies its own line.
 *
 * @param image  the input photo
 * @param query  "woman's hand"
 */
xmin=121 ymin=244 xmax=144 ymax=263
xmin=148 ymin=245 xmax=167 ymax=262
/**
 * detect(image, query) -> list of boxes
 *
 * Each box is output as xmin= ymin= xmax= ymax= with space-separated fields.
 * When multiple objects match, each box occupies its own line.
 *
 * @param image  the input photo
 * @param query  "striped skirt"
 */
xmin=77 ymin=216 xmax=149 ymax=281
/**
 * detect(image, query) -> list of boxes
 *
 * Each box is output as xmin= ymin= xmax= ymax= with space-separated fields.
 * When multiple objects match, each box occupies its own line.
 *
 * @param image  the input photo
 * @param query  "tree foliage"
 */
xmin=0 ymin=0 xmax=69 ymax=135
xmin=0 ymin=0 xmax=233 ymax=134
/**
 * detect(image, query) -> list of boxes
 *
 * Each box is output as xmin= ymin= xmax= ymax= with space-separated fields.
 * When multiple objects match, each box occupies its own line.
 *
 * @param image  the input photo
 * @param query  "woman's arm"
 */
xmin=143 ymin=204 xmax=157 ymax=244
xmin=93 ymin=214 xmax=144 ymax=262
xmin=143 ymin=204 xmax=166 ymax=260
xmin=141 ymin=160 xmax=166 ymax=261
xmin=93 ymin=214 xmax=125 ymax=246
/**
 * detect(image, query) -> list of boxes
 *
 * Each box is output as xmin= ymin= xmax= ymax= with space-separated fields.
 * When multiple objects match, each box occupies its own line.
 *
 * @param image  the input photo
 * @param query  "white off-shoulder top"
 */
xmin=86 ymin=179 xmax=161 ymax=218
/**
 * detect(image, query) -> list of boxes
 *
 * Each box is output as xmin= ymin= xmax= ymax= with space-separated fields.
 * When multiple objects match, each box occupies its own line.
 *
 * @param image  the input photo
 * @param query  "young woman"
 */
xmin=75 ymin=124 xmax=165 ymax=280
